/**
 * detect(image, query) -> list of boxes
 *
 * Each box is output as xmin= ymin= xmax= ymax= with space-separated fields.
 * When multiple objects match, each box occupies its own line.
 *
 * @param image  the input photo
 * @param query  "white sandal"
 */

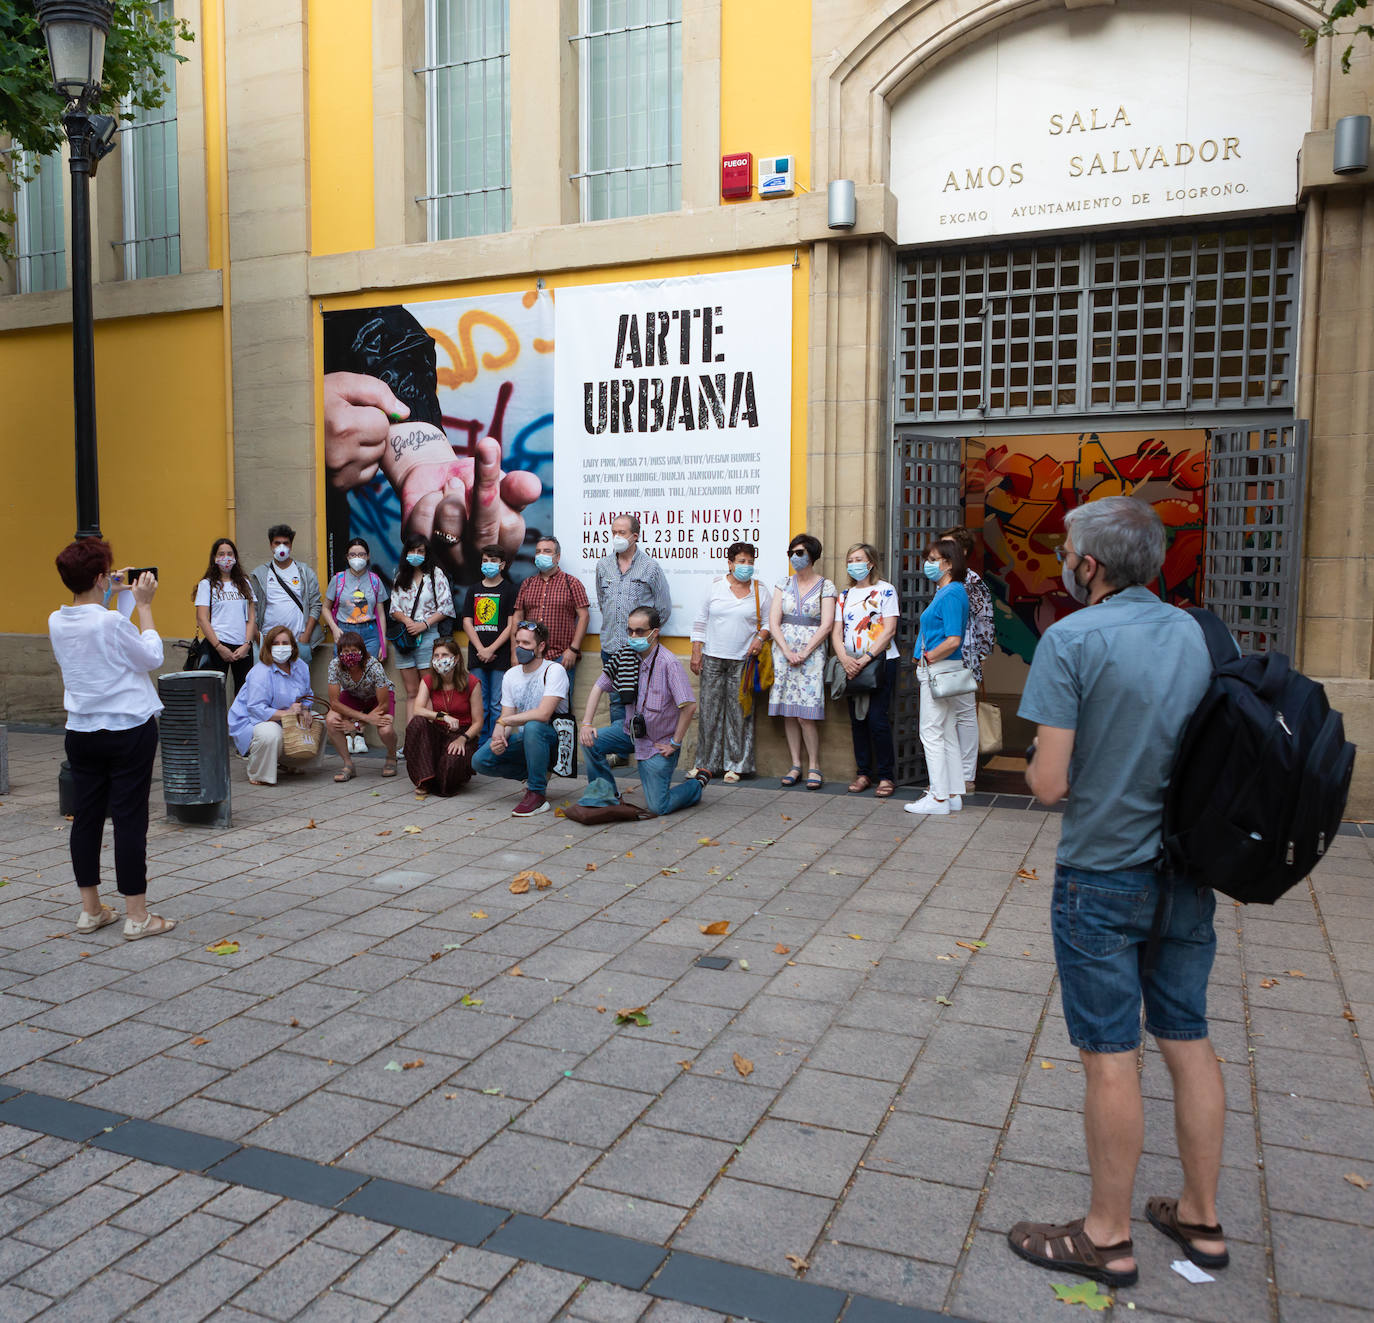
xmin=76 ymin=904 xmax=118 ymax=934
xmin=123 ymin=914 xmax=178 ymax=941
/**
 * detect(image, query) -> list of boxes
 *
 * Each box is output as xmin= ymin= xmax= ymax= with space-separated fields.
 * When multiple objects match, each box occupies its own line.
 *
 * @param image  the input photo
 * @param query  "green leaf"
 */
xmin=1051 ymin=1280 xmax=1112 ymax=1310
xmin=934 ymin=995 xmax=953 ymax=1006
xmin=481 ymin=1086 xmax=503 ymax=1095
xmin=383 ymin=1060 xmax=402 ymax=1072
xmin=614 ymin=1009 xmax=652 ymax=1027
xmin=460 ymin=994 xmax=484 ymax=1007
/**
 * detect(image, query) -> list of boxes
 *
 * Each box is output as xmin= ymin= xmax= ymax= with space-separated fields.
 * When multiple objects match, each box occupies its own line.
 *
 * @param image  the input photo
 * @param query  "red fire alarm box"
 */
xmin=721 ymin=152 xmax=752 ymax=199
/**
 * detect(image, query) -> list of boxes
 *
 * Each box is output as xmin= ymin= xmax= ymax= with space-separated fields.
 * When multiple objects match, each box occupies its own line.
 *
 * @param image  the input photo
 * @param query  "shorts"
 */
xmin=1052 ymin=862 xmax=1216 ymax=1054
xmin=394 ymin=626 xmax=439 ymax=670
xmin=339 ymin=688 xmax=396 ymax=718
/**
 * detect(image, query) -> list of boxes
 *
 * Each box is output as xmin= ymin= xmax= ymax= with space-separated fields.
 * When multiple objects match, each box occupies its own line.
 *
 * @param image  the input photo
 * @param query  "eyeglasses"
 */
xmin=1053 ymin=546 xmax=1074 ymax=565
xmin=626 ymin=627 xmax=653 ymax=637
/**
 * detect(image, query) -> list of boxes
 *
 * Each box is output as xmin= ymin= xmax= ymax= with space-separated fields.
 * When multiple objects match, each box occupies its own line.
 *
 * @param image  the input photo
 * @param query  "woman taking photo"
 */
xmin=322 ymin=537 xmax=389 ymax=661
xmin=905 ymin=537 xmax=971 ymax=816
xmin=324 ymin=630 xmax=398 ymax=780
xmin=767 ymin=533 xmax=836 ymax=790
xmin=941 ymin=525 xmax=996 ymax=792
xmin=832 ymin=542 xmax=899 ymax=799
xmin=194 ymin=537 xmax=257 ymax=695
xmin=690 ymin=542 xmax=771 ymax=782
xmin=228 ymin=625 xmax=317 ymax=786
xmin=405 ymin=637 xmax=483 ymax=795
xmin=389 ymin=534 xmax=454 ymax=709
xmin=49 ymin=540 xmax=176 ymax=940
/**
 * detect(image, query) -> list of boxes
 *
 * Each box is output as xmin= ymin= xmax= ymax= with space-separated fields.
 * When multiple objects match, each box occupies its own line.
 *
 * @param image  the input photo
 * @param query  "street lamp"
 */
xmin=35 ymin=0 xmax=118 ymax=541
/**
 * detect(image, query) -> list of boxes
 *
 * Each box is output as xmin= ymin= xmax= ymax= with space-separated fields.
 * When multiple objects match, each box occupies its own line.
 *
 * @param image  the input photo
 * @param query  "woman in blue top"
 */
xmin=228 ymin=625 xmax=316 ymax=786
xmin=905 ymin=536 xmax=971 ymax=816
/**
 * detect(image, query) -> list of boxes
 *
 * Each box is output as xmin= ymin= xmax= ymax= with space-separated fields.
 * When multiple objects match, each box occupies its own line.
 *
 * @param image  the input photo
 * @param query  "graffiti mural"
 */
xmin=975 ymin=430 xmax=1208 ymax=665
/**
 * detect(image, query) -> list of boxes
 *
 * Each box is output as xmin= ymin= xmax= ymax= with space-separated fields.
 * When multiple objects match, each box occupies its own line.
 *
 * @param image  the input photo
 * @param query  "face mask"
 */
xmin=271 ymin=644 xmax=294 ymax=664
xmin=481 ymin=562 xmax=501 ymax=579
xmin=731 ymin=563 xmax=755 ymax=583
xmin=101 ymin=578 xmax=114 ymax=607
xmin=612 ymin=535 xmax=631 ymax=554
xmin=627 ymin=635 xmax=651 ymax=653
xmin=432 ymin=655 xmax=456 ymax=675
xmin=534 ymin=554 xmax=554 ymax=572
xmin=923 ymin=561 xmax=943 ymax=582
xmin=405 ymin=553 xmax=425 ymax=567
xmin=515 ymin=645 xmax=536 ymax=664
xmin=1062 ymin=558 xmax=1092 ymax=606
xmin=847 ymin=562 xmax=870 ymax=581
xmin=348 ymin=556 xmax=367 ymax=573
xmin=217 ymin=556 xmax=236 ymax=572
xmin=272 ymin=545 xmax=291 ymax=562
xmin=789 ymin=551 xmax=810 ymax=570
xmin=339 ymin=651 xmax=362 ymax=667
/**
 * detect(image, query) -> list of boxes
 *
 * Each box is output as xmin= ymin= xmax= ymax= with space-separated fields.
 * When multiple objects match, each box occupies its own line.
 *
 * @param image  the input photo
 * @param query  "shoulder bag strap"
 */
xmin=753 ymin=580 xmax=762 ymax=630
xmin=270 ymin=564 xmax=306 ymax=614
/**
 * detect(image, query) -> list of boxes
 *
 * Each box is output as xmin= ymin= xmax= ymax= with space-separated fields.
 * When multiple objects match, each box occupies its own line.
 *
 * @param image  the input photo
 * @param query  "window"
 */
xmin=575 ymin=0 xmax=681 ymax=221
xmin=425 ymin=0 xmax=511 ymax=240
xmin=14 ymin=149 xmax=66 ymax=293
xmin=118 ymin=0 xmax=180 ymax=278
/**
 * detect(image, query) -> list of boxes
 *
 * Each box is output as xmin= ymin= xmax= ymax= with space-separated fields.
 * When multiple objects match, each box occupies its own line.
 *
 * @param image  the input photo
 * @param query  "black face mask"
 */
xmin=515 ymin=646 xmax=537 ymax=664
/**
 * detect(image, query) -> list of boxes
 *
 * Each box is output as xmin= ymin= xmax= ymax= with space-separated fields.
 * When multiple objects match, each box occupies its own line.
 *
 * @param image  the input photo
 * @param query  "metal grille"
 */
xmin=896 ymin=218 xmax=1299 ymax=422
xmin=423 ymin=0 xmax=511 ymax=239
xmin=119 ymin=0 xmax=180 ymax=279
xmin=14 ymin=149 xmax=65 ymax=293
xmin=1205 ymin=423 xmax=1306 ymax=656
xmin=890 ymin=433 xmax=963 ymax=785
xmin=573 ymin=0 xmax=681 ymax=221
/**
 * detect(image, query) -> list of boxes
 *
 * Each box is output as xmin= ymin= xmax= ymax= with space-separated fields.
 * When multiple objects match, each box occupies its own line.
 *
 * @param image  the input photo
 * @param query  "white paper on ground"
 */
xmin=1171 ymin=1260 xmax=1215 ymax=1283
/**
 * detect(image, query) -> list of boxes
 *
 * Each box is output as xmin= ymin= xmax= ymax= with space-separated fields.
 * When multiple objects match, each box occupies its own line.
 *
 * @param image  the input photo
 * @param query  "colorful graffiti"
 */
xmin=975 ymin=430 xmax=1208 ymax=663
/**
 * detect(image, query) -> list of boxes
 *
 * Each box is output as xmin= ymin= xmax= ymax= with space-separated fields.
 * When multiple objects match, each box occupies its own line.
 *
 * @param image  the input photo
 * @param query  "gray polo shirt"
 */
xmin=1019 ymin=586 xmax=1213 ymax=872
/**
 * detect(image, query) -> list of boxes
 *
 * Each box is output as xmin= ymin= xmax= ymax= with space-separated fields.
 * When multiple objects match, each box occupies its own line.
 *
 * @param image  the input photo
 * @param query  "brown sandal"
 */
xmin=848 ymin=775 xmax=872 ymax=794
xmin=1007 ymin=1217 xmax=1137 ymax=1287
xmin=334 ymin=765 xmax=357 ymax=783
xmin=1145 ymin=1197 xmax=1229 ymax=1268
xmin=875 ymin=780 xmax=896 ymax=798
xmin=381 ymin=760 xmax=398 ymax=778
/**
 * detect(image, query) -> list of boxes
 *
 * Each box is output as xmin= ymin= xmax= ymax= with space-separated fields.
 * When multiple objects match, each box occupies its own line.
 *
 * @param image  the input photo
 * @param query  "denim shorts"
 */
xmin=394 ymin=627 xmax=439 ymax=670
xmin=1052 ymin=863 xmax=1216 ymax=1054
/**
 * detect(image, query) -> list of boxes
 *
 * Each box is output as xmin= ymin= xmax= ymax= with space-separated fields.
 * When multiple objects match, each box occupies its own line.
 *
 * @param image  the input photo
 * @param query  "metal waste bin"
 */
xmin=157 ymin=671 xmax=232 ymax=827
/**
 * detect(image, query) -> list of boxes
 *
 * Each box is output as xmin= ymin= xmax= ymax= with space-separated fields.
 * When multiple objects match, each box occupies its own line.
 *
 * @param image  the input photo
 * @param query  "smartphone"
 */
xmin=125 ymin=567 xmax=158 ymax=582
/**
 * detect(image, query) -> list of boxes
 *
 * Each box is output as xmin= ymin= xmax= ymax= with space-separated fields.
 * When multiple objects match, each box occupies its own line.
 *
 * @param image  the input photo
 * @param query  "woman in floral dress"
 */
xmin=942 ymin=526 xmax=997 ymax=790
xmin=767 ymin=533 xmax=837 ymax=789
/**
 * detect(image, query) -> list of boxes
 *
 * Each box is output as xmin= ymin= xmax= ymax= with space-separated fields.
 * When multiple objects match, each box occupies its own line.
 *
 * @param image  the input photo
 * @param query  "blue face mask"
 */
xmin=534 ymin=554 xmax=554 ymax=572
xmin=923 ymin=561 xmax=943 ymax=582
xmin=846 ymin=562 xmax=870 ymax=581
xmin=789 ymin=551 xmax=810 ymax=570
xmin=480 ymin=562 xmax=501 ymax=578
xmin=405 ymin=553 xmax=425 ymax=567
xmin=732 ymin=563 xmax=755 ymax=583
xmin=627 ymin=635 xmax=651 ymax=652
xmin=515 ymin=645 xmax=536 ymax=664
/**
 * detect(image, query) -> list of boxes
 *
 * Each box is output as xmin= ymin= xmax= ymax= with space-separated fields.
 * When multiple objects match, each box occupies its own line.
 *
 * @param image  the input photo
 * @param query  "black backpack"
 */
xmin=1160 ymin=608 xmax=1356 ymax=905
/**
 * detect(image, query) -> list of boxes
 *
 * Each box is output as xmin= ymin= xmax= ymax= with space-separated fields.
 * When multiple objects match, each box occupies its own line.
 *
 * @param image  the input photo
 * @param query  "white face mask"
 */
xmin=348 ymin=556 xmax=368 ymax=573
xmin=611 ymin=534 xmax=632 ymax=554
xmin=270 ymin=644 xmax=294 ymax=664
xmin=272 ymin=545 xmax=291 ymax=562
xmin=432 ymin=655 xmax=456 ymax=675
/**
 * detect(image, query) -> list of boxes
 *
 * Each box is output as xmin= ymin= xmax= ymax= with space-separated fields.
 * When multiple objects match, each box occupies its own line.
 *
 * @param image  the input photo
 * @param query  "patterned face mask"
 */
xmin=340 ymin=651 xmax=362 ymax=667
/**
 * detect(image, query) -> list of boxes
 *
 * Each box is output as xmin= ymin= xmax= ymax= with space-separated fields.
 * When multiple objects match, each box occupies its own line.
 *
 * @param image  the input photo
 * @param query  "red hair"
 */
xmin=55 ymin=539 xmax=113 ymax=594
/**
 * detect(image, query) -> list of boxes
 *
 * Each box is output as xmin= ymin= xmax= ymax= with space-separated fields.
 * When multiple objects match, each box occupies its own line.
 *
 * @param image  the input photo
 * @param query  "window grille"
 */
xmin=573 ymin=0 xmax=681 ymax=221
xmin=118 ymin=0 xmax=180 ymax=279
xmin=423 ymin=0 xmax=511 ymax=239
xmin=895 ymin=219 xmax=1299 ymax=422
xmin=14 ymin=149 xmax=66 ymax=293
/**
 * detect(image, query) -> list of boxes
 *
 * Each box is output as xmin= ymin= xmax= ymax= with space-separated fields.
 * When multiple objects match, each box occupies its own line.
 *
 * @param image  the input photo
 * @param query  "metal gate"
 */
xmin=1205 ymin=423 xmax=1307 ymax=656
xmin=891 ymin=433 xmax=963 ymax=784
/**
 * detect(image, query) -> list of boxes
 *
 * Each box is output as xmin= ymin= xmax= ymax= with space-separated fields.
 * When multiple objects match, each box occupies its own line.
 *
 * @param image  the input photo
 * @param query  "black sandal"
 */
xmin=1145 ymin=1197 xmax=1229 ymax=1269
xmin=1007 ymin=1217 xmax=1137 ymax=1288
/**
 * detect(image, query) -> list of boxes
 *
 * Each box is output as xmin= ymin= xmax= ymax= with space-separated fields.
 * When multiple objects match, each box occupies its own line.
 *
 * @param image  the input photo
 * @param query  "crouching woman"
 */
xmin=227 ymin=625 xmax=316 ymax=785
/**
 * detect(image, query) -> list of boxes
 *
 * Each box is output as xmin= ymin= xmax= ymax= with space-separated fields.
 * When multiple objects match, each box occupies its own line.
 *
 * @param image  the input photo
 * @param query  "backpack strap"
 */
xmin=1186 ymin=607 xmax=1240 ymax=670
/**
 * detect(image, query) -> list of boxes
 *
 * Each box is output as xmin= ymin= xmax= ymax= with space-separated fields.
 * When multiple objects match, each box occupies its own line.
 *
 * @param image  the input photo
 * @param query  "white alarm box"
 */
xmin=758 ymin=156 xmax=795 ymax=198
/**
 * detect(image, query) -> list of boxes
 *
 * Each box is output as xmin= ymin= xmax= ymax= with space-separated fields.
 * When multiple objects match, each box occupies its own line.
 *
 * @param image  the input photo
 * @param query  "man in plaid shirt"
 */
xmin=513 ymin=536 xmax=589 ymax=675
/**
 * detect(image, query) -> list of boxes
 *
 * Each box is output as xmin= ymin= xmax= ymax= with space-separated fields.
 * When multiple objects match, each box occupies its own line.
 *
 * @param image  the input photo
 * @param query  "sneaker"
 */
xmin=511 ymin=791 xmax=549 ymax=817
xmin=903 ymin=793 xmax=950 ymax=815
xmin=349 ymin=733 xmax=365 ymax=755
xmin=606 ymin=753 xmax=627 ymax=769
xmin=949 ymin=796 xmax=962 ymax=812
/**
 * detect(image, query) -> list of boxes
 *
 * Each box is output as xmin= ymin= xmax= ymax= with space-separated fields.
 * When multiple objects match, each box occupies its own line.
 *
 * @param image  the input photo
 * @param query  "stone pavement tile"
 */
xmin=976 ymin=1159 xmax=1092 ymax=1235
xmin=828 ymin=1170 xmax=980 ymax=1264
xmin=640 ymin=1300 xmax=730 ymax=1321
xmin=866 ymin=1112 xmax=1000 ymax=1188
xmin=956 ymin=953 xmax=1057 ymax=996
xmin=864 ymin=956 xmax=960 ymax=1000
xmin=669 ymin=968 xmax=770 ymax=1011
xmin=48 ymin=1020 xmax=184 ymax=1074
xmin=1257 ymin=1092 xmax=1374 ymax=1162
xmin=246 ymin=1090 xmax=398 ymax=1163
xmin=471 ymin=973 xmax=576 ymax=1020
xmin=155 ymin=1097 xmax=273 ymax=1142
xmin=950 ymin=1229 xmax=1109 ymax=1323
xmin=835 ymin=991 xmax=942 ymax=1037
xmin=433 ymin=1245 xmax=518 ymax=1290
xmin=201 ymin=1051 xmax=345 ymax=1112
xmin=15 ymin=1222 xmax=144 ymax=1297
xmin=311 ymin=1212 xmax=391 ymax=1255
xmin=120 ymin=1211 xmax=237 ymax=1284
xmin=1243 ymin=970 xmax=1347 ymax=1016
xmin=566 ymin=968 xmax=675 ymax=1013
xmin=339 ymin=1137 xmax=459 ymax=1187
xmin=586 ymin=1125 xmax=733 ymax=1206
xmin=515 ymin=946 xmax=615 ymax=985
xmin=672 ymin=1177 xmax=832 ymax=1273
xmin=230 ymin=1240 xmax=355 ymax=1321
xmin=0 ymin=1285 xmax=47 ymax=1323
xmin=469 ymin=1262 xmax=583 ymax=1323
xmin=199 ymin=1186 xmax=280 ymax=1224
xmin=1 ymin=1060 xmax=106 ymax=1100
xmin=401 ymin=1007 xmax=521 ymax=1058
xmin=1242 ymin=916 xmax=1330 ymax=951
xmin=997 ymin=1103 xmax=1094 ymax=1175
xmin=164 ymin=1017 xmax=299 ymax=1070
xmin=382 ymin=1277 xmax=485 ymax=1322
xmin=441 ymin=1131 xmax=599 ymax=1214
xmin=1278 ymin=1297 xmax=1374 ymax=1323
xmin=76 ymin=1056 xmax=226 ymax=1116
xmin=458 ymin=1040 xmax=593 ymax=1100
xmin=6 ymin=1137 xmax=74 ymax=1169
xmin=122 ymin=1254 xmax=260 ymax=1323
xmin=690 ymin=1034 xmax=806 ymax=1091
xmin=564 ymin=1278 xmax=649 ymax=1322
xmin=627 ymin=1000 xmax=735 ymax=1050
xmin=288 ymin=1011 xmax=408 ymax=1065
xmin=1123 ymin=1231 xmax=1273 ymax=1323
xmin=313 ymin=953 xmax=422 ymax=994
xmin=804 ymin=1241 xmax=953 ymax=1309
xmin=1262 ymin=1144 xmax=1374 ymax=1226
xmin=516 ymin=1079 xmax=655 ymax=1149
xmin=9 ymin=1148 xmax=128 ymax=1205
xmin=111 ymin=1172 xmax=227 ymax=1236
xmin=729 ymin=1119 xmax=868 ymax=1198
xmin=945 ymin=985 xmax=1050 ymax=1032
xmin=328 ymin=1049 xmax=467 ymax=1106
xmin=730 ymin=995 xmax=838 ymax=1044
xmin=801 ymin=1028 xmax=917 ymax=1087
xmin=240 ymin=981 xmax=361 ymax=1028
xmin=333 ymin=1228 xmax=450 ymax=1305
xmin=134 ymin=985 xmax=264 ymax=1035
xmin=773 ymin=1068 xmax=899 ymax=1134
xmin=209 ymin=955 xmax=325 ymax=998
xmin=218 ymin=1200 xmax=335 ymax=1268
xmin=0 ymin=1236 xmax=48 ymax=1284
xmin=764 ymin=962 xmax=865 ymax=1004
xmin=896 ymin=1061 xmax=1020 ymax=1130
xmin=508 ymin=1003 xmax=626 ymax=1056
xmin=550 ymin=1184 xmax=686 ymax=1243
xmin=32 ymin=1267 xmax=155 ymax=1323
xmin=105 ymin=960 xmax=225 ymax=1003
xmin=346 ymin=978 xmax=465 ymax=1026
xmin=644 ymin=1074 xmax=773 ymax=1143
xmin=379 ymin=1087 xmax=523 ymax=1156
xmin=13 ymin=1183 xmax=137 ymax=1249
xmin=919 ymin=1021 xmax=1034 ymax=1077
xmin=1247 ymin=1006 xmax=1361 ymax=1058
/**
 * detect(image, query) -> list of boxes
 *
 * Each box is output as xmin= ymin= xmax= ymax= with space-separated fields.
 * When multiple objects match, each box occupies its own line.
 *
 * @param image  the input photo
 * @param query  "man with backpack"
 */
xmin=1007 ymin=496 xmax=1228 ymax=1290
xmin=250 ymin=525 xmax=322 ymax=662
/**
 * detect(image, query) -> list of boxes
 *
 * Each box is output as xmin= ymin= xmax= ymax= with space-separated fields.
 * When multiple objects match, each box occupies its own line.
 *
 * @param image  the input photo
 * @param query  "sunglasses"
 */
xmin=627 ymin=626 xmax=654 ymax=637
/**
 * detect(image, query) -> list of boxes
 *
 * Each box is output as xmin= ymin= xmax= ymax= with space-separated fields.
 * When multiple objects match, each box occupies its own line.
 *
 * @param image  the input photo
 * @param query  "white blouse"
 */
xmin=691 ymin=576 xmax=773 ymax=660
xmin=48 ymin=591 xmax=164 ymax=732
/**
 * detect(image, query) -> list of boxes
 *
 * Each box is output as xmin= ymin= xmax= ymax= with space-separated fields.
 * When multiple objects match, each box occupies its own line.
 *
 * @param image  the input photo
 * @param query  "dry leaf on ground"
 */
xmin=1040 ymin=1061 xmax=1055 ymax=1069
xmin=471 ymin=911 xmax=487 ymax=919
xmin=700 ymin=920 xmax=730 ymax=936
xmin=508 ymin=966 xmax=524 ymax=977
xmin=698 ymin=838 xmax=720 ymax=846
xmin=1343 ymin=1172 xmax=1370 ymax=1190
xmin=509 ymin=876 xmax=531 ymax=895
xmin=773 ymin=943 xmax=791 ymax=955
xmin=206 ymin=940 xmax=239 ymax=956
xmin=1259 ymin=978 xmax=1279 ymax=988
xmin=624 ymin=851 xmax=635 ymax=859
xmin=847 ymin=933 xmax=863 ymax=941
xmin=1344 ymin=1009 xmax=1357 ymax=1021
xmin=376 ymin=830 xmax=392 ymax=837
xmin=957 ymin=940 xmax=987 ymax=951
xmin=1285 ymin=969 xmax=1306 ymax=978
xmin=784 ymin=1253 xmax=809 ymax=1274
xmin=289 ymin=1017 xmax=300 ymax=1028
xmin=1016 ymin=867 xmax=1039 ymax=881
xmin=190 ymin=1037 xmax=210 ymax=1046
xmin=732 ymin=1052 xmax=754 ymax=1078
xmin=585 ymin=863 xmax=598 ymax=871
xmin=615 ymin=1006 xmax=652 ymax=1027
xmin=934 ymin=995 xmax=953 ymax=1006
xmin=677 ymin=1059 xmax=693 ymax=1070
xmin=402 ymin=825 xmax=423 ymax=835
xmin=305 ymin=819 xmax=316 ymax=829
xmin=402 ymin=1059 xmax=424 ymax=1070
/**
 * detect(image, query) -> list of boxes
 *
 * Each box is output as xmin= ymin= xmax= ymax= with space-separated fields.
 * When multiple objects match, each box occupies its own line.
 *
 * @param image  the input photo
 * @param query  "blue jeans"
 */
xmin=1052 ymin=863 xmax=1217 ymax=1054
xmin=584 ymin=724 xmax=702 ymax=817
xmin=470 ymin=665 xmax=507 ymax=741
xmin=471 ymin=721 xmax=560 ymax=796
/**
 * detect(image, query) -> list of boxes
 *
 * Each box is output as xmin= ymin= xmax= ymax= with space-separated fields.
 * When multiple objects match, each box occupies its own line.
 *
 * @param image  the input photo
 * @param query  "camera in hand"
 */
xmin=630 ymin=713 xmax=648 ymax=740
xmin=125 ymin=567 xmax=158 ymax=582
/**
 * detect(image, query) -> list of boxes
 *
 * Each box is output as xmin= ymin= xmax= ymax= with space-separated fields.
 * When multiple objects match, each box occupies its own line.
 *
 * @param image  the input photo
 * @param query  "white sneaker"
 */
xmin=348 ymin=733 xmax=365 ymax=755
xmin=903 ymin=793 xmax=950 ymax=815
xmin=949 ymin=796 xmax=962 ymax=812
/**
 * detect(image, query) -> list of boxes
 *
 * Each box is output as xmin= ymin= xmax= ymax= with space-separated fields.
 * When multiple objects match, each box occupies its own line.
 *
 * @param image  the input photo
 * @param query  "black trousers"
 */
xmin=205 ymin=649 xmax=253 ymax=696
xmin=65 ymin=717 xmax=159 ymax=896
xmin=849 ymin=656 xmax=897 ymax=782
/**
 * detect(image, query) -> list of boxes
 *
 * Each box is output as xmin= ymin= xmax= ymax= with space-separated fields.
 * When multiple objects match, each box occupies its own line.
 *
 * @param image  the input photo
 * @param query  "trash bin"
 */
xmin=157 ymin=672 xmax=232 ymax=827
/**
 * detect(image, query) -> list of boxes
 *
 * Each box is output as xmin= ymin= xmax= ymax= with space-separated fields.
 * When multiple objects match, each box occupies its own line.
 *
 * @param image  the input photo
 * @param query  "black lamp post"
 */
xmin=35 ymin=0 xmax=119 ymax=542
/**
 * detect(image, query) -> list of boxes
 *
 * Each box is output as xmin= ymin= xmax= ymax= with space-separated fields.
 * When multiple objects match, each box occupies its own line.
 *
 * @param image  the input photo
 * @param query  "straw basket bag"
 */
xmin=280 ymin=699 xmax=328 ymax=765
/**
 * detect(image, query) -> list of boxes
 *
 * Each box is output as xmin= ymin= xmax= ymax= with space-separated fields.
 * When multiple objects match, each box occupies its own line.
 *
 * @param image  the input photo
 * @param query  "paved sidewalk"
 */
xmin=0 ymin=728 xmax=1370 ymax=1323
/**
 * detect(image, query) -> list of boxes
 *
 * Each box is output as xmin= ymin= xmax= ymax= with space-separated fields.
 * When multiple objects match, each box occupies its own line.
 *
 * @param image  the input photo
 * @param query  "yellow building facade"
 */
xmin=3 ymin=0 xmax=1373 ymax=814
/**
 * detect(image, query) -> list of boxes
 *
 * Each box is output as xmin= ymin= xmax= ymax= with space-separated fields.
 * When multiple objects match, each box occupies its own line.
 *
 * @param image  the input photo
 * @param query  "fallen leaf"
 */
xmin=615 ymin=1006 xmax=652 ymax=1027
xmin=677 ymin=1059 xmax=693 ymax=1070
xmin=1344 ymin=1009 xmax=1357 ymax=1021
xmin=753 ymin=839 xmax=775 ymax=846
xmin=481 ymin=1087 xmax=503 ymax=1095
xmin=383 ymin=1061 xmax=402 ymax=1072
xmin=376 ymin=830 xmax=392 ymax=837
xmin=784 ymin=1253 xmax=809 ymax=1274
xmin=698 ymin=838 xmax=719 ymax=846
xmin=509 ymin=876 xmax=531 ymax=895
xmin=660 ymin=867 xmax=681 ymax=876
xmin=738 ymin=959 xmax=750 ymax=971
xmin=289 ymin=1018 xmax=301 ymax=1028
xmin=79 ymin=951 xmax=91 ymax=958
xmin=190 ymin=1037 xmax=210 ymax=1046
xmin=732 ymin=1052 xmax=754 ymax=1078
xmin=781 ymin=814 xmax=791 ymax=820
xmin=847 ymin=933 xmax=863 ymax=941
xmin=700 ymin=921 xmax=730 ymax=936
xmin=402 ymin=825 xmax=423 ymax=835
xmin=554 ymin=804 xmax=567 ymax=817
xmin=957 ymin=940 xmax=988 ymax=951
xmin=1343 ymin=1172 xmax=1370 ymax=1190
xmin=624 ymin=851 xmax=635 ymax=859
xmin=470 ymin=912 xmax=487 ymax=920
xmin=1285 ymin=969 xmax=1306 ymax=978
xmin=934 ymin=995 xmax=953 ymax=1006
xmin=1259 ymin=978 xmax=1279 ymax=989
xmin=445 ymin=1093 xmax=457 ymax=1100
xmin=305 ymin=819 xmax=316 ymax=829
xmin=707 ymin=867 xmax=721 ymax=876
xmin=508 ymin=966 xmax=524 ymax=977
xmin=786 ymin=959 xmax=797 ymax=966
xmin=402 ymin=1059 xmax=424 ymax=1070
xmin=1040 ymin=1061 xmax=1055 ymax=1069
xmin=460 ymin=994 xmax=484 ymax=1007
xmin=206 ymin=940 xmax=240 ymax=956
xmin=585 ymin=862 xmax=598 ymax=871
xmin=1016 ymin=867 xmax=1039 ymax=881
xmin=773 ymin=943 xmax=791 ymax=955
xmin=1051 ymin=1280 xmax=1111 ymax=1309
xmin=429 ymin=952 xmax=442 ymax=962
xmin=596 ymin=1005 xmax=607 ymax=1013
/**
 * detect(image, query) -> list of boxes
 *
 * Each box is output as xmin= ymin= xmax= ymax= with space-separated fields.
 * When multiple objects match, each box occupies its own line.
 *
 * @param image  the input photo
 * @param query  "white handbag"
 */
xmin=923 ymin=654 xmax=978 ymax=699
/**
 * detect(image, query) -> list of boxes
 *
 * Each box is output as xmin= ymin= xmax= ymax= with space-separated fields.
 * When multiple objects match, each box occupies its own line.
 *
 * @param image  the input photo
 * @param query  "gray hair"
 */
xmin=613 ymin=513 xmax=641 ymax=537
xmin=1063 ymin=497 xmax=1165 ymax=588
xmin=536 ymin=534 xmax=561 ymax=555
